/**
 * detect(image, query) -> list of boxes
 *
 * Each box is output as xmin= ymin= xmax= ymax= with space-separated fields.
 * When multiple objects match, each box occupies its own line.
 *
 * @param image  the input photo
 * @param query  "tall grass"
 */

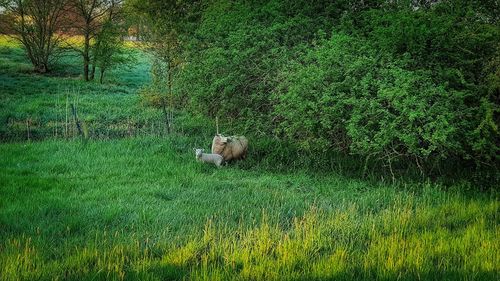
xmin=1 ymin=199 xmax=498 ymax=280
xmin=0 ymin=138 xmax=498 ymax=280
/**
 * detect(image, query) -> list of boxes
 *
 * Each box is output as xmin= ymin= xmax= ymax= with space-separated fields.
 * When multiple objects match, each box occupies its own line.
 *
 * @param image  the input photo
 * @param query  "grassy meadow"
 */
xmin=0 ymin=36 xmax=158 ymax=141
xmin=0 ymin=36 xmax=499 ymax=280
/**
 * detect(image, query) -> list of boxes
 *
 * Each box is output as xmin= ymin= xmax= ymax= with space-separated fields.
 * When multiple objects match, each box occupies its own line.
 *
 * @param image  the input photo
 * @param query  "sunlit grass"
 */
xmin=58 ymin=35 xmax=144 ymax=48
xmin=0 ymin=138 xmax=498 ymax=280
xmin=0 ymin=35 xmax=21 ymax=47
xmin=1 ymin=200 xmax=497 ymax=280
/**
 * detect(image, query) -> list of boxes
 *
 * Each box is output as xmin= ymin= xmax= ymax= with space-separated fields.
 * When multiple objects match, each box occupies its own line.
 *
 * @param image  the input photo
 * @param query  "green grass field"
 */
xmin=0 ymin=36 xmax=160 ymax=141
xmin=0 ymin=37 xmax=499 ymax=280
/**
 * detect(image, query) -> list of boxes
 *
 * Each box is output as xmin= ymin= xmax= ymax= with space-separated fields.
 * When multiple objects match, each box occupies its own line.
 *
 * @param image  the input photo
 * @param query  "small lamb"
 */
xmin=194 ymin=148 xmax=224 ymax=167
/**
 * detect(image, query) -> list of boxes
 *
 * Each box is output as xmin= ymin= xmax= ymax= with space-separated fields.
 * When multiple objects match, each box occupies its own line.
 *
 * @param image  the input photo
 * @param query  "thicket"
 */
xmin=137 ymin=0 xmax=499 ymax=177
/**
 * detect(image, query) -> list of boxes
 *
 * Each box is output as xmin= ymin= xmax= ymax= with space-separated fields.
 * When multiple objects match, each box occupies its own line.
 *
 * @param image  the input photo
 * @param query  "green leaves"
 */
xmin=162 ymin=0 xmax=499 ymax=169
xmin=274 ymin=29 xmax=491 ymax=164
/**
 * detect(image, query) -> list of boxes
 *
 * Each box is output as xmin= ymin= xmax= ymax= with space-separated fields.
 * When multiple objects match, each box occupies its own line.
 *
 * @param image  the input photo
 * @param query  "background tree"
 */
xmin=127 ymin=0 xmax=201 ymax=133
xmin=1 ymin=0 xmax=68 ymax=73
xmin=70 ymin=0 xmax=122 ymax=81
xmin=91 ymin=19 xmax=127 ymax=83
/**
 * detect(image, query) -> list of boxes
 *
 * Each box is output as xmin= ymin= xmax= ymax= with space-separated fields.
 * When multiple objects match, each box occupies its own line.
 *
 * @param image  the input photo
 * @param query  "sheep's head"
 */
xmin=215 ymin=134 xmax=229 ymax=144
xmin=213 ymin=134 xmax=229 ymax=154
xmin=194 ymin=148 xmax=204 ymax=158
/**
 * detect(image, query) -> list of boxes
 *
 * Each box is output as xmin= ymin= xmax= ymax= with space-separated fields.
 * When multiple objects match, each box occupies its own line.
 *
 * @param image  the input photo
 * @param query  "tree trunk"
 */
xmin=99 ymin=69 xmax=105 ymax=84
xmin=162 ymin=101 xmax=170 ymax=135
xmin=167 ymin=61 xmax=174 ymax=134
xmin=35 ymin=63 xmax=48 ymax=73
xmin=90 ymin=64 xmax=96 ymax=80
xmin=83 ymin=33 xmax=90 ymax=81
xmin=90 ymin=37 xmax=101 ymax=81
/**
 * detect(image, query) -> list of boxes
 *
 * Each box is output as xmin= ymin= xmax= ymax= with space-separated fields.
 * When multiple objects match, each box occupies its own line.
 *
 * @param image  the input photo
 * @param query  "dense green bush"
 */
xmin=275 ymin=34 xmax=467 ymax=164
xmin=139 ymin=0 xmax=499 ymax=174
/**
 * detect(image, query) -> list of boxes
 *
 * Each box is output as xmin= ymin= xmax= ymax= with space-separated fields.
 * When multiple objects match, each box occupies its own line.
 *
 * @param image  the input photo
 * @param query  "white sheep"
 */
xmin=194 ymin=148 xmax=224 ymax=167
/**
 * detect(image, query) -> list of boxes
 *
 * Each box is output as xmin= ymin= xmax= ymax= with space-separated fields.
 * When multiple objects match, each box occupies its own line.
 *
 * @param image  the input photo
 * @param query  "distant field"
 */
xmin=0 ymin=37 xmax=498 ymax=280
xmin=0 ymin=35 xmax=159 ymax=141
